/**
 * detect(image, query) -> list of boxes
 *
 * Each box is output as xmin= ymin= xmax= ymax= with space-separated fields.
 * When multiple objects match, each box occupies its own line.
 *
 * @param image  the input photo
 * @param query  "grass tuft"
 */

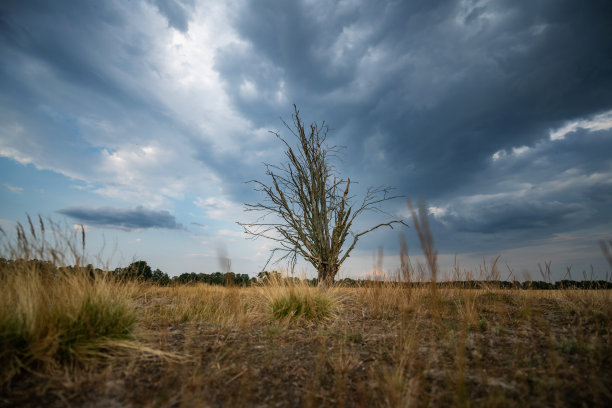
xmin=258 ymin=270 xmax=337 ymax=322
xmin=0 ymin=218 xmax=138 ymax=387
xmin=0 ymin=265 xmax=138 ymax=385
xmin=270 ymin=288 xmax=333 ymax=321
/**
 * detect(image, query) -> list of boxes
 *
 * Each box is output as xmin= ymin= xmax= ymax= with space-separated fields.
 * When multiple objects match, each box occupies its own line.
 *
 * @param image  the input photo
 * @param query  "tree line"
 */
xmin=0 ymin=258 xmax=263 ymax=287
xmin=1 ymin=258 xmax=610 ymax=289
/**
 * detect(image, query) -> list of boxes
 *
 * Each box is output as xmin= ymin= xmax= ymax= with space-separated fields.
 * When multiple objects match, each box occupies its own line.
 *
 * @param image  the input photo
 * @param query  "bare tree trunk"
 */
xmin=317 ymin=262 xmax=338 ymax=287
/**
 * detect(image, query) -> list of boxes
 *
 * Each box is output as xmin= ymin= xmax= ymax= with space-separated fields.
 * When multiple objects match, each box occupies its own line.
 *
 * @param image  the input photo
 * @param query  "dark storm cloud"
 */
xmin=224 ymin=0 xmax=360 ymax=91
xmin=214 ymin=43 xmax=286 ymax=127
xmin=441 ymin=201 xmax=587 ymax=234
xmin=426 ymin=127 xmax=612 ymax=251
xmin=58 ymin=206 xmax=184 ymax=230
xmin=0 ymin=0 xmax=178 ymax=159
xmin=0 ymin=0 xmax=143 ymax=107
xmin=150 ymin=0 xmax=193 ymax=33
xmin=212 ymin=0 xmax=612 ymax=260
xmin=218 ymin=0 xmax=612 ymax=196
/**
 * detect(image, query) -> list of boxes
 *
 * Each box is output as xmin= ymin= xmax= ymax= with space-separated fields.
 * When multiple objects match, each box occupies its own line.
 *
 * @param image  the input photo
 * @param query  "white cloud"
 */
xmin=239 ymin=79 xmax=258 ymax=100
xmin=428 ymin=205 xmax=447 ymax=218
xmin=194 ymin=196 xmax=244 ymax=222
xmin=217 ymin=228 xmax=245 ymax=238
xmin=95 ymin=142 xmax=220 ymax=207
xmin=491 ymin=145 xmax=532 ymax=162
xmin=0 ymin=0 xmax=258 ymax=210
xmin=491 ymin=150 xmax=505 ymax=161
xmin=72 ymin=224 xmax=92 ymax=232
xmin=2 ymin=183 xmax=23 ymax=193
xmin=511 ymin=145 xmax=530 ymax=156
xmin=275 ymin=80 xmax=287 ymax=104
xmin=550 ymin=109 xmax=612 ymax=140
xmin=148 ymin=3 xmax=256 ymax=156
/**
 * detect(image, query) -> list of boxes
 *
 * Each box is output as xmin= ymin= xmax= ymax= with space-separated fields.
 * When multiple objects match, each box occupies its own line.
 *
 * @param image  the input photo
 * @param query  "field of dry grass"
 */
xmin=2 ymin=277 xmax=611 ymax=407
xmin=1 ymin=218 xmax=611 ymax=407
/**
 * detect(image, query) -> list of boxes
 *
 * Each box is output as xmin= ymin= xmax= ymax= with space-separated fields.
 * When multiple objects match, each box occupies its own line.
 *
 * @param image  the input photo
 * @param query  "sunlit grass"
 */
xmin=0 ymin=267 xmax=137 ymax=383
xmin=0 ymin=218 xmax=140 ymax=387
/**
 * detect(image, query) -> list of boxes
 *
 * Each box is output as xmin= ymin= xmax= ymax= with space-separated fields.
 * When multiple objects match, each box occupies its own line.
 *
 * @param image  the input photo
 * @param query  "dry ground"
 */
xmin=2 ymin=283 xmax=611 ymax=408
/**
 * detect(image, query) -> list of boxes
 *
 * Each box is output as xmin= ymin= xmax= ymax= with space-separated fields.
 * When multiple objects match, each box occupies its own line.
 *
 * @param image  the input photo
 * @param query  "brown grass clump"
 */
xmin=0 ymin=218 xmax=156 ymax=404
xmin=259 ymin=272 xmax=338 ymax=322
xmin=0 ymin=264 xmax=137 ymax=383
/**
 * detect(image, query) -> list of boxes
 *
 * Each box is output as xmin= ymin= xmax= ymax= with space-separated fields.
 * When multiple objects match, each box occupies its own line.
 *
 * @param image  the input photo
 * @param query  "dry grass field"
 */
xmin=2 ymin=272 xmax=611 ymax=407
xmin=1 ymin=220 xmax=611 ymax=407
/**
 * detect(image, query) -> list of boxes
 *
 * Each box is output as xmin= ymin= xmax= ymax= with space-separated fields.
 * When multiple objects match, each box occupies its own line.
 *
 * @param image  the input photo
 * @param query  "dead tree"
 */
xmin=238 ymin=105 xmax=407 ymax=284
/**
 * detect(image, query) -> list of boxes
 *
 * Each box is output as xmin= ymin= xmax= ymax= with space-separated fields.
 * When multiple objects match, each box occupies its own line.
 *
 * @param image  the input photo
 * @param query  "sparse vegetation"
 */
xmin=1 ymin=216 xmax=611 ymax=407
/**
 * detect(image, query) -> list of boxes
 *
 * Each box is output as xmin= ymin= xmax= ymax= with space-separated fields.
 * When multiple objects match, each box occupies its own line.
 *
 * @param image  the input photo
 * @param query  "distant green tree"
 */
xmin=175 ymin=272 xmax=195 ymax=284
xmin=124 ymin=261 xmax=152 ymax=281
xmin=211 ymin=272 xmax=223 ymax=285
xmin=151 ymin=268 xmax=170 ymax=286
xmin=235 ymin=273 xmax=250 ymax=286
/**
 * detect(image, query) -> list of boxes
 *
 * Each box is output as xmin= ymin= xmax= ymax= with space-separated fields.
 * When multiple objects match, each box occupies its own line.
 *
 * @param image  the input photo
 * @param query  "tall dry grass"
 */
xmin=0 ymin=218 xmax=139 ymax=387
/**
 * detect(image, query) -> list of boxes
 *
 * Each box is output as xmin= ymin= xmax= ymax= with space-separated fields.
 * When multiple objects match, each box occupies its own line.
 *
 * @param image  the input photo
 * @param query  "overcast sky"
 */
xmin=1 ymin=0 xmax=611 ymax=280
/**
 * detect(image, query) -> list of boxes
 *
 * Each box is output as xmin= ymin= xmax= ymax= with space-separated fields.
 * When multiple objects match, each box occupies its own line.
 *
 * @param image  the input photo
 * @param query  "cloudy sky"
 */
xmin=1 ymin=0 xmax=611 ymax=280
